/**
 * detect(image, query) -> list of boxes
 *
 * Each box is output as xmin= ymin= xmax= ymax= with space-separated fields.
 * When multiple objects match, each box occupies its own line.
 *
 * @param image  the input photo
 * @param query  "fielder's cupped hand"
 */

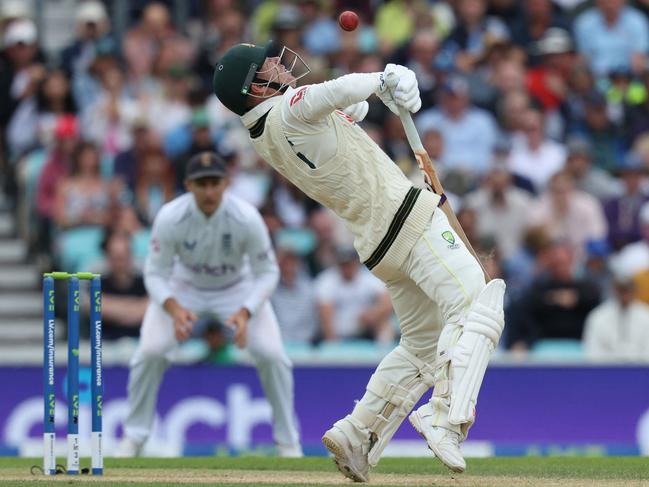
xmin=172 ymin=307 xmax=198 ymax=342
xmin=226 ymin=307 xmax=250 ymax=348
xmin=378 ymin=64 xmax=422 ymax=114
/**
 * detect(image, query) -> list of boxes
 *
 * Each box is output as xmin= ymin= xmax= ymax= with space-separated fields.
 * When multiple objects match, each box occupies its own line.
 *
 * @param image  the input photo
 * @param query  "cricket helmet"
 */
xmin=213 ymin=41 xmax=310 ymax=115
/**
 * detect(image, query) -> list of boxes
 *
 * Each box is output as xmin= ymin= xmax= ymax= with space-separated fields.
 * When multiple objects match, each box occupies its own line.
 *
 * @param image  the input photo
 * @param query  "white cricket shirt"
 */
xmin=241 ymin=72 xmax=440 ymax=281
xmin=144 ymin=191 xmax=279 ymax=315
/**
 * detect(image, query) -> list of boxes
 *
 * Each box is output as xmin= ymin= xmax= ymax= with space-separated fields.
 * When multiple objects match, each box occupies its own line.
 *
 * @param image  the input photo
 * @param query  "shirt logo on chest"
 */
xmin=183 ymin=240 xmax=197 ymax=251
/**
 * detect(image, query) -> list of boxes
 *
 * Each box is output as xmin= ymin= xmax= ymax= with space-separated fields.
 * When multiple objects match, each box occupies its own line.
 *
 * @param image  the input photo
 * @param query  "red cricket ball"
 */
xmin=338 ymin=10 xmax=359 ymax=32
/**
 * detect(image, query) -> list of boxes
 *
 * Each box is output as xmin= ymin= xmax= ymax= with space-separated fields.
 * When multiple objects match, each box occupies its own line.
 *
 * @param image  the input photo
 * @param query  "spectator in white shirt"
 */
xmin=315 ymin=246 xmax=394 ymax=343
xmin=464 ymin=159 xmax=533 ymax=259
xmin=415 ymin=74 xmax=498 ymax=177
xmin=528 ymin=169 xmax=608 ymax=262
xmin=583 ymin=274 xmax=649 ymax=362
xmin=508 ymin=108 xmax=566 ymax=191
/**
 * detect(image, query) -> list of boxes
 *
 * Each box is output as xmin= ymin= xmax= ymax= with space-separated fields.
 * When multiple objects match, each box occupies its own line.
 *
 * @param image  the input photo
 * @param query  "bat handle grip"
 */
xmin=384 ymin=72 xmax=425 ymax=152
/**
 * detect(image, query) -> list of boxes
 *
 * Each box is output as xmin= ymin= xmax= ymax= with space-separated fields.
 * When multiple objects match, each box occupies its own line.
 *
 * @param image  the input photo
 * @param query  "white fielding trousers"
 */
xmin=123 ymin=277 xmax=301 ymax=451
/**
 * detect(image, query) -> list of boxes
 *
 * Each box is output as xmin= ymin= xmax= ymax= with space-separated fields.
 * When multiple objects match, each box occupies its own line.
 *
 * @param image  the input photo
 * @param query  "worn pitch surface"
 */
xmin=0 ymin=457 xmax=646 ymax=486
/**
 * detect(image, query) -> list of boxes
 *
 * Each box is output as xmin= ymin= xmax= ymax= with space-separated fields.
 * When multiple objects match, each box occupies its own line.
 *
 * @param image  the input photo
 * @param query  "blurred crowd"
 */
xmin=2 ymin=0 xmax=649 ymax=362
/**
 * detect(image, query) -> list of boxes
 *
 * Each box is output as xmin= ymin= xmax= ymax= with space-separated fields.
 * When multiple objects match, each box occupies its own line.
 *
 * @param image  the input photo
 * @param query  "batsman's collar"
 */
xmin=241 ymin=96 xmax=281 ymax=130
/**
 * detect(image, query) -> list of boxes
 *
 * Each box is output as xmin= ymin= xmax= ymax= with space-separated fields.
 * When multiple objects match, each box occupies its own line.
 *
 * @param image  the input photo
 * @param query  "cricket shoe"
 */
xmin=322 ymin=418 xmax=370 ymax=482
xmin=409 ymin=404 xmax=466 ymax=473
xmin=114 ymin=436 xmax=144 ymax=458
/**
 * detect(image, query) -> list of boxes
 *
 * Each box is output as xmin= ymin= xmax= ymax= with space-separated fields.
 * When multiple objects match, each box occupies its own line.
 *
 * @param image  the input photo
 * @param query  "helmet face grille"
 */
xmin=248 ymin=47 xmax=310 ymax=99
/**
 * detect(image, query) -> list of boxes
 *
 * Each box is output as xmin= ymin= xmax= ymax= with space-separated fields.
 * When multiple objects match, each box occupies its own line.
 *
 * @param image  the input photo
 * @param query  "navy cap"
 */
xmin=185 ymin=152 xmax=227 ymax=181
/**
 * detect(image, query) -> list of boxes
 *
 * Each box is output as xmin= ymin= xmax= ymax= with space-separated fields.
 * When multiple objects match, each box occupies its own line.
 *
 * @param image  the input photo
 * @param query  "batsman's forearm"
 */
xmin=300 ymin=73 xmax=381 ymax=121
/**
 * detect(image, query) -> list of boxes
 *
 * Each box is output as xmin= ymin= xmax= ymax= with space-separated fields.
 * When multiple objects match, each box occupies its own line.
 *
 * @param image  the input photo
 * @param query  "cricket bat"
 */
xmin=386 ymin=76 xmax=491 ymax=282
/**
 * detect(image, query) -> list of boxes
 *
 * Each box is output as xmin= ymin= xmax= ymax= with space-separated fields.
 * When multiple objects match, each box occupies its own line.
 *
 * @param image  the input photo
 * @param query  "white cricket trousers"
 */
xmin=123 ymin=277 xmax=301 ymax=451
xmin=353 ymin=208 xmax=486 ymax=443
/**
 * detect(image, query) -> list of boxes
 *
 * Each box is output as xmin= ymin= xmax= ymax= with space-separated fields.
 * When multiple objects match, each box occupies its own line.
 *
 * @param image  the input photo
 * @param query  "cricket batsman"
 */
xmin=213 ymin=43 xmax=505 ymax=480
xmin=118 ymin=152 xmax=302 ymax=458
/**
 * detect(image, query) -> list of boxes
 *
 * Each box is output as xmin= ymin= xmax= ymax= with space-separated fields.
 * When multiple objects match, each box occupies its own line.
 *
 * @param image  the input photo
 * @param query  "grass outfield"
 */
xmin=0 ymin=456 xmax=648 ymax=486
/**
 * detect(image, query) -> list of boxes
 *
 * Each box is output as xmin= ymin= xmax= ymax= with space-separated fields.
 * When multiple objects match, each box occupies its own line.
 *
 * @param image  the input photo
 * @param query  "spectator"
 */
xmin=173 ymin=109 xmax=217 ymax=191
xmin=438 ymin=0 xmax=510 ymax=73
xmin=36 ymin=115 xmax=79 ymax=228
xmin=305 ymin=208 xmax=340 ymax=276
xmin=503 ymin=225 xmax=553 ymax=298
xmin=122 ymin=2 xmax=192 ymax=98
xmin=52 ymin=141 xmax=114 ymax=230
xmin=496 ymin=88 xmax=531 ymax=137
xmin=269 ymin=5 xmax=304 ymax=54
xmin=584 ymin=239 xmax=614 ymax=297
xmin=270 ymin=243 xmax=319 ymax=345
xmin=464 ymin=159 xmax=533 ymax=259
xmin=563 ymin=61 xmax=597 ymax=134
xmin=52 ymin=141 xmax=121 ymax=271
xmin=525 ymin=28 xmax=575 ymax=115
xmin=510 ymin=0 xmax=570 ymax=55
xmin=105 ymin=206 xmax=151 ymax=268
xmin=507 ymin=108 xmax=566 ymax=191
xmin=625 ymin=70 xmax=649 ymax=145
xmin=528 ymin=170 xmax=608 ymax=261
xmin=416 ymin=74 xmax=498 ymax=177
xmin=506 ymin=240 xmax=601 ymax=350
xmin=60 ymin=0 xmax=117 ymax=79
xmin=0 ymin=19 xmax=44 ymax=153
xmin=145 ymin=66 xmax=192 ymax=138
xmin=298 ymin=0 xmax=341 ymax=56
xmin=6 ymin=68 xmax=77 ymax=158
xmin=574 ymin=90 xmax=624 ymax=173
xmin=466 ymin=50 xmax=527 ymax=116
xmin=583 ymin=274 xmax=649 ymax=362
xmin=99 ymin=231 xmax=148 ymax=340
xmin=315 ymin=246 xmax=394 ymax=343
xmin=604 ymin=154 xmax=649 ymax=251
xmin=611 ymin=201 xmax=649 ymax=278
xmin=81 ymin=65 xmax=139 ymax=158
xmin=374 ymin=0 xmax=420 ymax=52
xmin=574 ymin=0 xmax=649 ymax=77
xmin=133 ymin=145 xmax=175 ymax=226
xmin=564 ymin=137 xmax=622 ymax=201
xmin=0 ymin=18 xmax=44 ymax=202
xmin=193 ymin=3 xmax=246 ymax=89
xmin=113 ymin=117 xmax=155 ymax=192
xmin=270 ymin=174 xmax=317 ymax=229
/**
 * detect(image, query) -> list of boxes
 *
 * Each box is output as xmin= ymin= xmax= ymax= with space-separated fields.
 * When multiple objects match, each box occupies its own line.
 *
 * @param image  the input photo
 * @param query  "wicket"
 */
xmin=42 ymin=272 xmax=103 ymax=476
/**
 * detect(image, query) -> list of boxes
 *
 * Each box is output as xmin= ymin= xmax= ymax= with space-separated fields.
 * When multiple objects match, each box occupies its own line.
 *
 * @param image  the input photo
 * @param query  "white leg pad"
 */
xmin=350 ymin=345 xmax=435 ymax=466
xmin=448 ymin=279 xmax=506 ymax=425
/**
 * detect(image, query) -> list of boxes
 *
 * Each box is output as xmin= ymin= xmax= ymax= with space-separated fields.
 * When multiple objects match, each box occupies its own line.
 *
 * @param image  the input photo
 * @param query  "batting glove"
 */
xmin=377 ymin=64 xmax=422 ymax=114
